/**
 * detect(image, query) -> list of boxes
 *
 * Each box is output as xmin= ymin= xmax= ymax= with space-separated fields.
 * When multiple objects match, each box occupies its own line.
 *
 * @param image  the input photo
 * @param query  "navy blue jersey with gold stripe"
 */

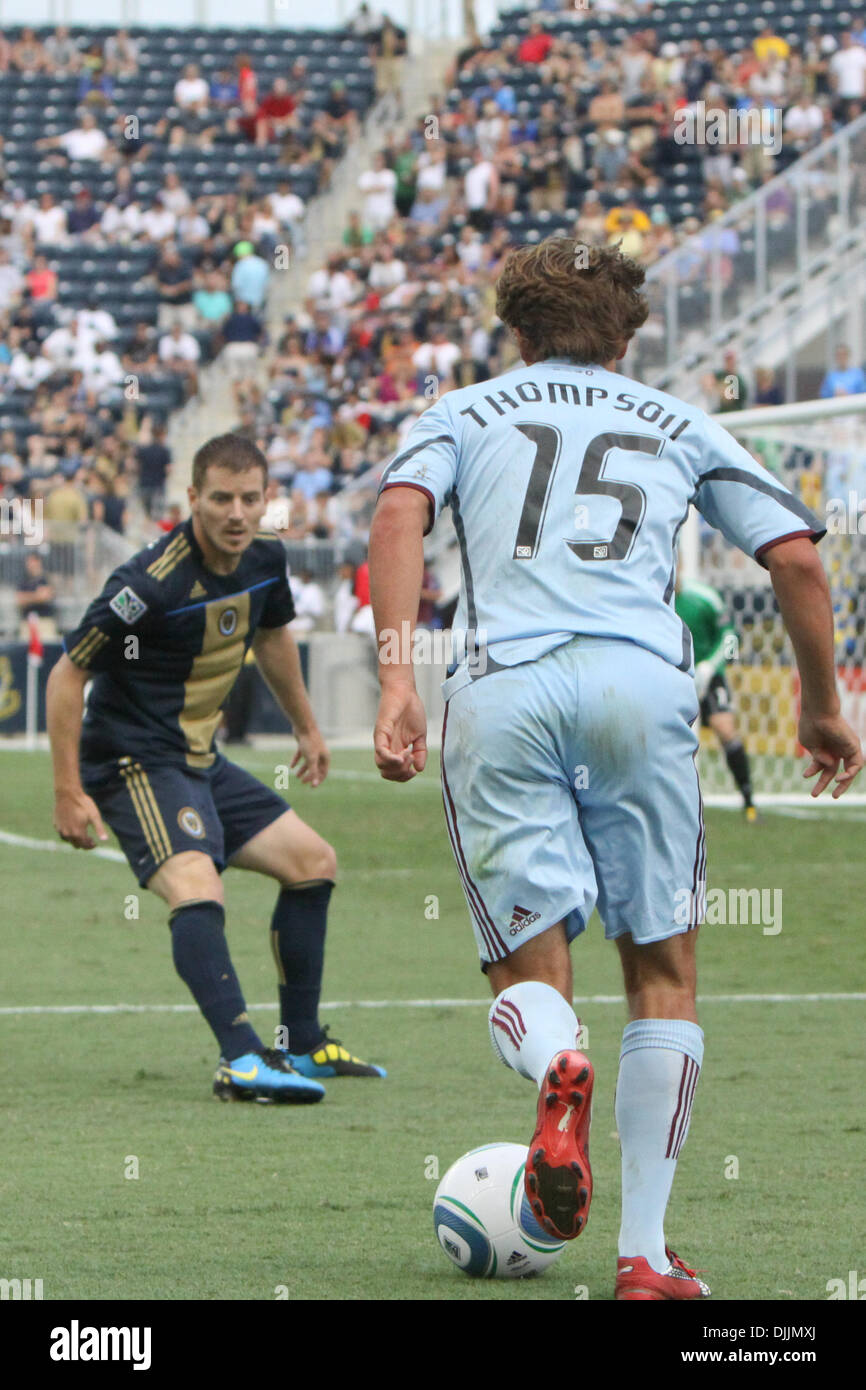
xmin=64 ymin=519 xmax=295 ymax=769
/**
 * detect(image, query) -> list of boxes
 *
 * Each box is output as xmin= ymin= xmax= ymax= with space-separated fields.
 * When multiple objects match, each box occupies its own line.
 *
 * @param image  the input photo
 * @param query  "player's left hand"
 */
xmin=292 ymin=729 xmax=330 ymax=787
xmin=798 ymin=711 xmax=864 ymax=798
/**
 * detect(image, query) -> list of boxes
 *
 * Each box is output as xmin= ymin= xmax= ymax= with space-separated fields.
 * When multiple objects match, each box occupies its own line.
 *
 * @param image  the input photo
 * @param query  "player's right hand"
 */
xmin=54 ymin=791 xmax=109 ymax=849
xmin=374 ymin=681 xmax=428 ymax=782
xmin=798 ymin=712 xmax=864 ymax=798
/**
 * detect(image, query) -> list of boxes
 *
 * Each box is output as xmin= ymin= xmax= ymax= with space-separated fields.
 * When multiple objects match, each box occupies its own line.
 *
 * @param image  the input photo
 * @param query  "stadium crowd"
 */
xmin=0 ymin=18 xmax=387 ymax=549
xmin=2 ymin=8 xmax=865 ymax=637
xmin=227 ymin=11 xmax=866 ymax=559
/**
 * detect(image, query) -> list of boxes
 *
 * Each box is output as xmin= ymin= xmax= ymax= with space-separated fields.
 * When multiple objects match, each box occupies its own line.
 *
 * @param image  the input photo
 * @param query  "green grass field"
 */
xmin=1 ymin=746 xmax=863 ymax=1302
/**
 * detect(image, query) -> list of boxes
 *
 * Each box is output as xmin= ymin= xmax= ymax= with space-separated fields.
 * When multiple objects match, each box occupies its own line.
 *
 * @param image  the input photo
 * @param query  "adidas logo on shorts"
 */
xmin=508 ymin=904 xmax=541 ymax=936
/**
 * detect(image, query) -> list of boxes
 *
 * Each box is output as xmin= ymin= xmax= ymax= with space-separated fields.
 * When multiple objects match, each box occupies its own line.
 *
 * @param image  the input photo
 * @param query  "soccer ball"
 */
xmin=433 ymin=1142 xmax=566 ymax=1279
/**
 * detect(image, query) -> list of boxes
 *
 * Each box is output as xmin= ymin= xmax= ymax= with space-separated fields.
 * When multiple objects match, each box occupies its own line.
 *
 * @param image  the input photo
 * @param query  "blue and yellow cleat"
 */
xmin=213 ymin=1048 xmax=325 ymax=1103
xmin=285 ymin=1027 xmax=387 ymax=1079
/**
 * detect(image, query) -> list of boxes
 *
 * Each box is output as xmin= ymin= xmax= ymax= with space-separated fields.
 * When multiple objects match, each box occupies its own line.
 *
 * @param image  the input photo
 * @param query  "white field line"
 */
xmin=0 ymin=993 xmax=862 ymax=1017
xmin=0 ymin=829 xmax=413 ymax=876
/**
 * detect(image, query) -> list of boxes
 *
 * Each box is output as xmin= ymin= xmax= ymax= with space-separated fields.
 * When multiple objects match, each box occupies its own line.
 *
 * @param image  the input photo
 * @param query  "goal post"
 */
xmin=686 ymin=393 xmax=866 ymax=804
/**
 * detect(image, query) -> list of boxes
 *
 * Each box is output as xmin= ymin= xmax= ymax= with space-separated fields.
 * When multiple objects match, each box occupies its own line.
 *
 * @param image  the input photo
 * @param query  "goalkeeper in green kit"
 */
xmin=675 ymin=578 xmax=757 ymax=820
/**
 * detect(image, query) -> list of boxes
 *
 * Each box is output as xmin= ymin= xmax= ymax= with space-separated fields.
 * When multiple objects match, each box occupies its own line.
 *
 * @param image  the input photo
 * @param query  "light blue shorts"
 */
xmin=440 ymin=636 xmax=705 ymax=966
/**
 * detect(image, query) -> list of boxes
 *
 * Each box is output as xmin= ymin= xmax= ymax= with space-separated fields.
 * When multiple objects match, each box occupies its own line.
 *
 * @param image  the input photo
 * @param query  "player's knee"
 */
xmin=314 ymin=842 xmax=338 ymax=883
xmin=286 ymin=840 xmax=337 ymax=886
xmin=149 ymin=851 xmax=223 ymax=909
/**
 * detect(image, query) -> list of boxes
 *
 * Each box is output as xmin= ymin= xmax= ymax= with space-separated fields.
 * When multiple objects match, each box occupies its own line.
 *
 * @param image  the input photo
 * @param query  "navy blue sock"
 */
xmin=724 ymin=738 xmax=754 ymax=807
xmin=271 ymin=881 xmax=333 ymax=1056
xmin=169 ymin=900 xmax=262 ymax=1061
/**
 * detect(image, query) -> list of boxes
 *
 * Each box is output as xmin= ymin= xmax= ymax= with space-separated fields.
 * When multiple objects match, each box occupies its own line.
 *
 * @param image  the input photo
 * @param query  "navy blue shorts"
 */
xmin=82 ymin=753 xmax=290 ymax=887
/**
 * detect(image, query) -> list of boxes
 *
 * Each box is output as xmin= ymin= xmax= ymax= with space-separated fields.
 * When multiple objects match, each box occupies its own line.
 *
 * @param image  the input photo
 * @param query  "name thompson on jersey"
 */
xmin=378 ymin=360 xmax=823 ymax=692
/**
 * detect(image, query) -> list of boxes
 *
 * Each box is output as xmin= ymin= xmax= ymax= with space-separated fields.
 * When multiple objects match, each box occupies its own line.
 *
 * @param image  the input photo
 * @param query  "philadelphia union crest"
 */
xmin=218 ymin=607 xmax=238 ymax=637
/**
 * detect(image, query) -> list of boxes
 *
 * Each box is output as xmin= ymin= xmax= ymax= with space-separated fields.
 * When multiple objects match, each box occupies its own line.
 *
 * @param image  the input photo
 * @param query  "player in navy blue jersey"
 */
xmin=47 ymin=433 xmax=385 ymax=1102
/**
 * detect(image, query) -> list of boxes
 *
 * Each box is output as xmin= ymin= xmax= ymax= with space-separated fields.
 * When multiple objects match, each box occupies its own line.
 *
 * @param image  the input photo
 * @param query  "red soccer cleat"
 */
xmin=524 ymin=1049 xmax=594 ymax=1240
xmin=615 ymin=1248 xmax=711 ymax=1300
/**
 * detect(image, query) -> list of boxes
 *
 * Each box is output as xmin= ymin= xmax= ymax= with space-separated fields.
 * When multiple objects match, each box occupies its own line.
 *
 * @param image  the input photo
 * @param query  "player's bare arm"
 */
xmin=46 ymin=653 xmax=108 ymax=849
xmin=369 ymin=485 xmax=429 ymax=782
xmin=252 ymin=623 xmax=330 ymax=787
xmin=766 ymin=536 xmax=864 ymax=797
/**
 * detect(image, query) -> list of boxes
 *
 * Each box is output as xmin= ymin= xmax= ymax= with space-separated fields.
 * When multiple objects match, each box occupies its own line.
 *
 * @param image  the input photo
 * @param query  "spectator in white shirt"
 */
xmin=289 ymin=571 xmax=326 ymax=633
xmin=159 ymin=171 xmax=191 ymax=217
xmin=42 ymin=322 xmax=81 ymax=368
xmin=141 ymin=196 xmax=177 ymax=243
xmin=9 ymin=342 xmax=54 ymax=389
xmin=84 ymin=341 xmax=124 ymax=397
xmin=100 ymin=198 xmax=143 ymax=241
xmin=78 ymin=303 xmax=118 ymax=342
xmin=369 ymin=245 xmax=407 ymax=292
xmin=177 ymin=207 xmax=210 ymax=245
xmin=358 ymin=152 xmax=397 ymax=230
xmin=159 ymin=322 xmax=200 ymax=394
xmin=412 ymin=326 xmax=461 ymax=384
xmin=830 ymin=32 xmax=866 ymax=100
xmin=37 ymin=111 xmax=109 ymax=163
xmin=30 ymin=192 xmax=68 ymax=244
xmin=2 ymin=189 xmax=34 ymax=239
xmin=415 ymin=144 xmax=448 ymax=193
xmin=784 ymin=93 xmax=825 ymax=150
xmin=269 ymin=182 xmax=306 ymax=240
xmin=0 ymin=247 xmax=24 ymax=309
xmin=475 ymin=100 xmax=507 ymax=159
xmin=174 ymin=64 xmax=210 ymax=110
xmin=464 ymin=155 xmax=499 ymax=230
xmin=456 ymin=225 xmax=484 ymax=272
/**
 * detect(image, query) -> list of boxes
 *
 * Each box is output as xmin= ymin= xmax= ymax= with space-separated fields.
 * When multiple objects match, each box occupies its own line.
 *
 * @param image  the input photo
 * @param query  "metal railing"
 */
xmin=629 ymin=113 xmax=866 ymax=393
xmin=0 ymin=521 xmax=133 ymax=595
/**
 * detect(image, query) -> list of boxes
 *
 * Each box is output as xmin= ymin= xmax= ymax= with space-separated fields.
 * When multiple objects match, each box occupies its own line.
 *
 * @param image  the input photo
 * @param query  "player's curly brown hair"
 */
xmin=494 ymin=238 xmax=649 ymax=365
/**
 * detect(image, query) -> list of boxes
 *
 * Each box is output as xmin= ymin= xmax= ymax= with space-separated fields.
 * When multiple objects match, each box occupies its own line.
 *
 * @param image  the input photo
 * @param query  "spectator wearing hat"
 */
xmin=67 ymin=188 xmax=100 ymax=236
xmin=231 ymin=241 xmax=270 ymax=310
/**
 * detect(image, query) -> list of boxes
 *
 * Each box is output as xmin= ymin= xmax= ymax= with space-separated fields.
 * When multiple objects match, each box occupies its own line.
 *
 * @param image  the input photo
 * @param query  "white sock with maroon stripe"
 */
xmin=616 ymin=1019 xmax=704 ymax=1274
xmin=488 ymin=982 xmax=582 ymax=1088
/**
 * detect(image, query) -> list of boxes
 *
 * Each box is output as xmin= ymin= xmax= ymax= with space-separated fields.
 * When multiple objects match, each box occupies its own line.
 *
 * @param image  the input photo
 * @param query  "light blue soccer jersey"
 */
xmin=378 ymin=359 xmax=823 ymax=688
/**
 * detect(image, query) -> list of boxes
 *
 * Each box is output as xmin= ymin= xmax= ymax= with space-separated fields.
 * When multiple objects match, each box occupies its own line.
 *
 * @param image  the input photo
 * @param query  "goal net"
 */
xmin=685 ymin=393 xmax=866 ymax=804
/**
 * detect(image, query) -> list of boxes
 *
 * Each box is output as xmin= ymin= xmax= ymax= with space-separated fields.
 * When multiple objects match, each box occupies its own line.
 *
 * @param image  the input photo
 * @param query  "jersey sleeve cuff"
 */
xmin=379 ymin=481 xmax=437 ymax=536
xmin=754 ymin=528 xmax=825 ymax=567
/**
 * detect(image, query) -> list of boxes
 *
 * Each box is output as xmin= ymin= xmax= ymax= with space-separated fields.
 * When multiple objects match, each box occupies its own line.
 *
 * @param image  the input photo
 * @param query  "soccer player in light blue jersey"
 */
xmin=368 ymin=240 xmax=863 ymax=1299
